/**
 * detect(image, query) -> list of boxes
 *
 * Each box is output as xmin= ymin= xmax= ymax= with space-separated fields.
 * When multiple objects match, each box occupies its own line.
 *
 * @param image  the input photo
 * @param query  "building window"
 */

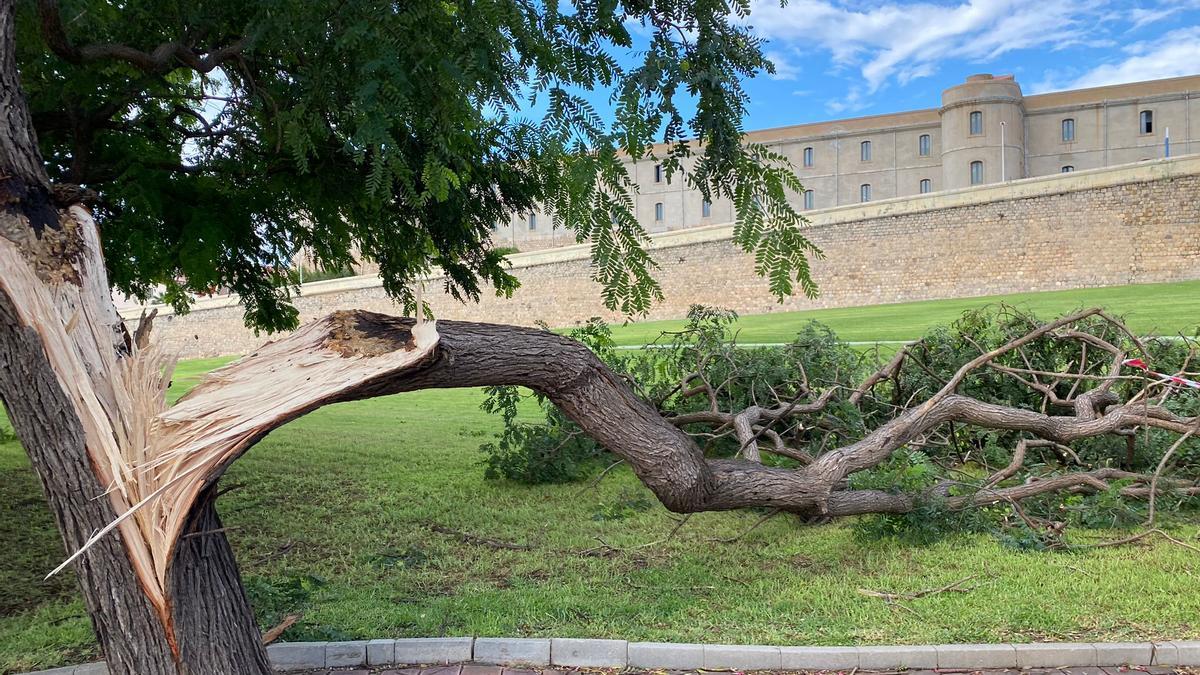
xmin=803 ymin=146 xmax=814 ymax=167
xmin=859 ymin=184 xmax=871 ymax=203
xmin=702 ymin=200 xmax=712 ymax=218
xmin=970 ymin=160 xmax=984 ymax=185
xmin=1062 ymin=118 xmax=1075 ymax=142
xmin=653 ymin=164 xmax=663 ymax=183
xmin=803 ymin=190 xmax=814 ymax=209
xmin=969 ymin=110 xmax=983 ymax=135
xmin=860 ymin=140 xmax=872 ymax=162
xmin=528 ymin=213 xmax=537 ymax=230
xmin=919 ymin=179 xmax=932 ymax=194
xmin=1061 ymin=165 xmax=1074 ymax=173
xmin=1140 ymin=110 xmax=1154 ymax=134
xmin=654 ymin=202 xmax=664 ymax=221
xmin=918 ymin=134 xmax=931 ymax=157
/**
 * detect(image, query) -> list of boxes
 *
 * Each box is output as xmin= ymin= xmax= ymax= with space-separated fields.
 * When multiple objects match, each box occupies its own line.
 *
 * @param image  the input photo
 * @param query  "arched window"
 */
xmin=528 ymin=213 xmax=537 ymax=230
xmin=919 ymin=179 xmax=932 ymax=194
xmin=970 ymin=161 xmax=984 ymax=185
xmin=1061 ymin=118 xmax=1075 ymax=142
xmin=654 ymin=164 xmax=663 ymax=182
xmin=702 ymin=200 xmax=712 ymax=218
xmin=860 ymin=140 xmax=872 ymax=162
xmin=803 ymin=190 xmax=814 ymax=209
xmin=1140 ymin=110 xmax=1154 ymax=134
xmin=859 ymin=184 xmax=871 ymax=203
xmin=918 ymin=134 xmax=931 ymax=157
xmin=1061 ymin=165 xmax=1075 ymax=173
xmin=654 ymin=202 xmax=664 ymax=221
xmin=969 ymin=110 xmax=983 ymax=135
xmin=803 ymin=147 xmax=814 ymax=167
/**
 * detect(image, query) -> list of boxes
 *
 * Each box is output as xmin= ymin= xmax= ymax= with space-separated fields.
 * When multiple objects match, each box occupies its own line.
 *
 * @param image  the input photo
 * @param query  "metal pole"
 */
xmin=1000 ymin=121 xmax=1006 ymax=182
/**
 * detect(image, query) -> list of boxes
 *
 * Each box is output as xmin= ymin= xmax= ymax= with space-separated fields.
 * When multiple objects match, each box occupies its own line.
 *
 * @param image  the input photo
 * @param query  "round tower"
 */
xmin=940 ymin=74 xmax=1026 ymax=190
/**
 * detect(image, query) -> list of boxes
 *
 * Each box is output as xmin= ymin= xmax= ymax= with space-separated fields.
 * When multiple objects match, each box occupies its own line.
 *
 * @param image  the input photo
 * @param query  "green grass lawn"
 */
xmin=604 ymin=280 xmax=1200 ymax=345
xmin=3 ymin=283 xmax=1200 ymax=672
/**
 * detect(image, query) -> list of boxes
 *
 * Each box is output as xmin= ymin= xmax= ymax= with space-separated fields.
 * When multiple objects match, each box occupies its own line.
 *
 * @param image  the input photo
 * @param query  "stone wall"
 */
xmin=126 ymin=155 xmax=1200 ymax=359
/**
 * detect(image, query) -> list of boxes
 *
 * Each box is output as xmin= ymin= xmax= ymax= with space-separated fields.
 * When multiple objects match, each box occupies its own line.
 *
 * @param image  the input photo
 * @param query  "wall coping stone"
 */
xmin=116 ymin=152 xmax=1200 ymax=322
xmin=17 ymin=638 xmax=1198 ymax=673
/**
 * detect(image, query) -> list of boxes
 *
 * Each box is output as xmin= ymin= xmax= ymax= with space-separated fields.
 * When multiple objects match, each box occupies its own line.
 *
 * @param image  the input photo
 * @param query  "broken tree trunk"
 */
xmin=0 ymin=5 xmax=444 ymax=667
xmin=0 ymin=203 xmax=442 ymax=673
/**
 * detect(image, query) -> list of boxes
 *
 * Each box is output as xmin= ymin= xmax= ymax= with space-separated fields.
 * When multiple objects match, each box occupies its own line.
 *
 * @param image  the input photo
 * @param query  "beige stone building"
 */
xmin=494 ymin=72 xmax=1200 ymax=249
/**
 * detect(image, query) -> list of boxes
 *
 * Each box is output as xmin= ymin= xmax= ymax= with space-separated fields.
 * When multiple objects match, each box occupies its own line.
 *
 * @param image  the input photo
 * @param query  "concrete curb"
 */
xmin=16 ymin=638 xmax=1200 ymax=673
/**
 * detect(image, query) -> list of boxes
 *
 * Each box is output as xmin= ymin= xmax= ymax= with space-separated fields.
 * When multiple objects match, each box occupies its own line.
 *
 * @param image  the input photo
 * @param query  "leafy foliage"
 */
xmin=480 ymin=319 xmax=619 ymax=483
xmin=16 ymin=0 xmax=818 ymax=330
xmin=483 ymin=305 xmax=1200 ymax=547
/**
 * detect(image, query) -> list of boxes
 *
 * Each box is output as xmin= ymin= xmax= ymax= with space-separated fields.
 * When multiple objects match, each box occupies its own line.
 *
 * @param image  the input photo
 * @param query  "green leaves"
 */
xmin=19 ymin=0 xmax=820 ymax=329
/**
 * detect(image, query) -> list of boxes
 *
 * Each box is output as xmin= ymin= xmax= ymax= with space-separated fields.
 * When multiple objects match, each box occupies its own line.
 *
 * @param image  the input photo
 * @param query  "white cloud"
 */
xmin=765 ymin=50 xmax=803 ymax=80
xmin=1125 ymin=1 xmax=1200 ymax=30
xmin=745 ymin=0 xmax=1111 ymax=92
xmin=825 ymin=87 xmax=869 ymax=114
xmin=1048 ymin=25 xmax=1200 ymax=90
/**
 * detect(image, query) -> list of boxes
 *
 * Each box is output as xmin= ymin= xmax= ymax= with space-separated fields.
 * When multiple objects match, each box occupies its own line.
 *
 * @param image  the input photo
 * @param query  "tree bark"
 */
xmin=0 ymin=293 xmax=178 ymax=674
xmin=0 ymin=1 xmax=273 ymax=670
xmin=0 ymin=289 xmax=273 ymax=675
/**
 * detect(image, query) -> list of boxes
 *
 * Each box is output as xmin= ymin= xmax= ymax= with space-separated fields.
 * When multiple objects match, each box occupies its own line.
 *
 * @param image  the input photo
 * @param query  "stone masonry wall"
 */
xmin=129 ymin=157 xmax=1200 ymax=359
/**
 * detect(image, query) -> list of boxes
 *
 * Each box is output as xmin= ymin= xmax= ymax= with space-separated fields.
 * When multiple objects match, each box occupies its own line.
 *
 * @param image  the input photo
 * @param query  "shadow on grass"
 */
xmin=0 ymin=462 xmax=77 ymax=615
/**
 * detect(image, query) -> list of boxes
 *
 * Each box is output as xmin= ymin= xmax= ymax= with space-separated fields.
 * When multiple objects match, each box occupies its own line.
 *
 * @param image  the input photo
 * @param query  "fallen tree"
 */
xmin=4 ymin=0 xmax=819 ymax=669
xmin=6 ymin=207 xmax=1200 ymax=671
xmin=480 ymin=308 xmax=1200 ymax=541
xmin=3 ymin=1 xmax=1199 ymax=673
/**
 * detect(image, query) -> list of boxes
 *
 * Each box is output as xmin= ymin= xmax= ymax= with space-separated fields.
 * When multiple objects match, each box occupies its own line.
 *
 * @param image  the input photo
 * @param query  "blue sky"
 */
xmin=641 ymin=0 xmax=1200 ymax=131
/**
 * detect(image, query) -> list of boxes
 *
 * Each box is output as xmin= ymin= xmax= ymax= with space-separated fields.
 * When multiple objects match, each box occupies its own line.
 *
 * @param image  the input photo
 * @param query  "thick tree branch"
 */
xmin=37 ymin=0 xmax=247 ymax=74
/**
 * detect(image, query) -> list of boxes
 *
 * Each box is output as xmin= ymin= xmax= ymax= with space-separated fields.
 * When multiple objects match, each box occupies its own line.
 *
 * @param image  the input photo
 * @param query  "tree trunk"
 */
xmin=0 ymin=2 xmax=272 ymax=670
xmin=0 ymin=294 xmax=271 ymax=675
xmin=169 ymin=487 xmax=274 ymax=674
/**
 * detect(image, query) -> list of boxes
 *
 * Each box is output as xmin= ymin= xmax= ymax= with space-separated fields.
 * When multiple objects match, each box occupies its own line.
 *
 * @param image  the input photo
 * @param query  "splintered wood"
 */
xmin=1 ymin=206 xmax=439 ymax=630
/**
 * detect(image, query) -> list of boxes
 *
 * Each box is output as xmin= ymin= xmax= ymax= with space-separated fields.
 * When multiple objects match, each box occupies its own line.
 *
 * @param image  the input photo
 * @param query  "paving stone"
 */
xmin=1093 ymin=643 xmax=1153 ymax=666
xmin=1015 ymin=643 xmax=1097 ymax=668
xmin=857 ymin=645 xmax=938 ymax=670
xmin=501 ymin=669 xmax=539 ymax=675
xmin=1056 ymin=667 xmax=1108 ymax=675
xmin=23 ymin=667 xmax=80 ymax=675
xmin=702 ymin=644 xmax=782 ymax=670
xmin=368 ymin=639 xmax=398 ymax=666
xmin=779 ymin=646 xmax=859 ymax=670
xmin=936 ymin=643 xmax=1018 ymax=669
xmin=474 ymin=638 xmax=551 ymax=666
xmin=326 ymin=640 xmax=369 ymax=667
xmin=73 ymin=665 xmax=108 ymax=675
xmin=394 ymin=637 xmax=474 ymax=665
xmin=378 ymin=670 xmax=423 ymax=675
xmin=423 ymin=666 xmax=463 ymax=675
xmin=268 ymin=642 xmax=330 ymax=670
xmin=550 ymin=638 xmax=628 ymax=668
xmin=628 ymin=642 xmax=705 ymax=669
xmin=459 ymin=666 xmax=504 ymax=675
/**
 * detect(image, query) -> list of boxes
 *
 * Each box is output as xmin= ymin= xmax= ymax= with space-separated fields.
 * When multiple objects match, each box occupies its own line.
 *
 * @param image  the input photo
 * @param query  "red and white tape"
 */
xmin=1122 ymin=358 xmax=1200 ymax=390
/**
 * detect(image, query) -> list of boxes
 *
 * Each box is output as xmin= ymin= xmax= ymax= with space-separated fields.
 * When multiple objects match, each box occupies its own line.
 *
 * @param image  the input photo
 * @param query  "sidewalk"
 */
xmin=289 ymin=667 xmax=1183 ymax=675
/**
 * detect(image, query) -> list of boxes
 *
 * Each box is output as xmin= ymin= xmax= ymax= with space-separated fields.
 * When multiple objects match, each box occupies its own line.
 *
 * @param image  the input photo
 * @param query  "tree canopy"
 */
xmin=16 ymin=0 xmax=818 ymax=331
